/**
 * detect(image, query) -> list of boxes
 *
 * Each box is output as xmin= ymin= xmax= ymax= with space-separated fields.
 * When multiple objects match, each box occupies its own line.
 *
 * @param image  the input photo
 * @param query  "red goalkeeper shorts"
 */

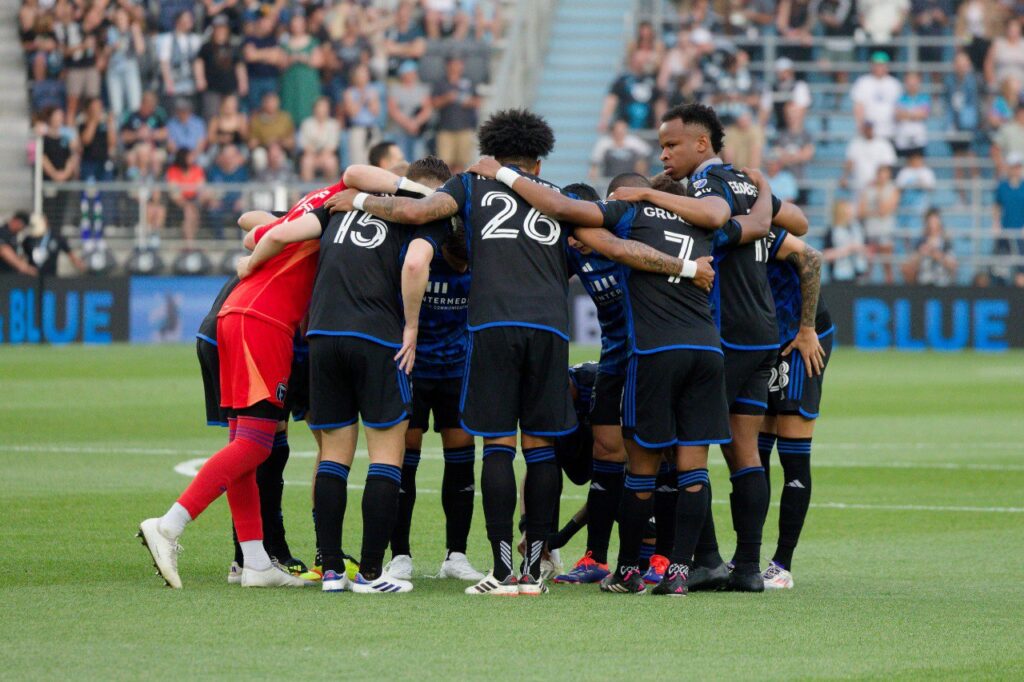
xmin=217 ymin=313 xmax=293 ymax=410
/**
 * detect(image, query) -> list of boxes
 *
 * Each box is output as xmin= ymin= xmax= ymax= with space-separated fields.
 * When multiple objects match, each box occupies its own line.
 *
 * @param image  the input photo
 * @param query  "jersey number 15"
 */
xmin=334 ymin=210 xmax=388 ymax=249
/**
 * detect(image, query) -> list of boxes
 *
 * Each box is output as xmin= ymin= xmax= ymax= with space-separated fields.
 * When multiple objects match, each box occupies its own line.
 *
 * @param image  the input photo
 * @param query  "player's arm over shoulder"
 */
xmin=361 ymin=189 xmax=459 ymax=225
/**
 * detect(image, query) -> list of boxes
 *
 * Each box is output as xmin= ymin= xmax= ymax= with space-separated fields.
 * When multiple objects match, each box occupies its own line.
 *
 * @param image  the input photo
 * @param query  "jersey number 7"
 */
xmin=665 ymin=231 xmax=694 ymax=284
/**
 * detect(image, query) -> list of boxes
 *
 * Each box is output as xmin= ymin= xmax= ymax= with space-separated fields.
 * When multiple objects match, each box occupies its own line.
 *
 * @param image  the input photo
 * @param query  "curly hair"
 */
xmin=563 ymin=182 xmax=600 ymax=202
xmin=661 ymin=103 xmax=725 ymax=153
xmin=477 ymin=108 xmax=555 ymax=165
xmin=407 ymin=155 xmax=453 ymax=185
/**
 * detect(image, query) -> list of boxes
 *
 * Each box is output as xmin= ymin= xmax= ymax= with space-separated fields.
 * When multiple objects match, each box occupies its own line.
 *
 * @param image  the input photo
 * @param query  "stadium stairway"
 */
xmin=0 ymin=0 xmax=33 ymax=215
xmin=532 ymin=0 xmax=631 ymax=187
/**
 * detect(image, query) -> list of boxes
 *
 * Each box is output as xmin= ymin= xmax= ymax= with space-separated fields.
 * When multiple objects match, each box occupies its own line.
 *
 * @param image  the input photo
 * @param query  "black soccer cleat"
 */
xmin=650 ymin=562 xmax=690 ymax=597
xmin=599 ymin=565 xmax=647 ymax=594
xmin=687 ymin=561 xmax=731 ymax=592
xmin=726 ymin=565 xmax=765 ymax=592
xmin=274 ymin=556 xmax=309 ymax=576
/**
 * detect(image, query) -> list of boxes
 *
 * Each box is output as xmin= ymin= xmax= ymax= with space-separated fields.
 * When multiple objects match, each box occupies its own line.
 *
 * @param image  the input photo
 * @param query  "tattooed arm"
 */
xmin=775 ymin=233 xmax=825 ymax=376
xmin=574 ymin=227 xmax=715 ymax=291
xmin=326 ymin=188 xmax=459 ymax=225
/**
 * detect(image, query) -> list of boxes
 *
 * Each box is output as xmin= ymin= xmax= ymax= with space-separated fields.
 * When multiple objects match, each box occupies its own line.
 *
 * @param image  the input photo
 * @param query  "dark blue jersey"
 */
xmin=566 ymin=247 xmax=629 ymax=375
xmin=568 ymin=361 xmax=598 ymax=427
xmin=413 ymin=251 xmax=471 ymax=380
xmin=766 ymin=227 xmax=834 ymax=344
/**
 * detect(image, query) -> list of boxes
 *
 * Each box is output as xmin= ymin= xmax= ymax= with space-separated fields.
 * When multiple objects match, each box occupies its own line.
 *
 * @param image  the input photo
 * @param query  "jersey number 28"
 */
xmin=479 ymin=191 xmax=561 ymax=245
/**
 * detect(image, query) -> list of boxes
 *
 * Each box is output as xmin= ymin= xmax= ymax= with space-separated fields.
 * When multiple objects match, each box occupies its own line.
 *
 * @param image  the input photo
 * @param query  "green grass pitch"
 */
xmin=1 ymin=344 xmax=1023 ymax=679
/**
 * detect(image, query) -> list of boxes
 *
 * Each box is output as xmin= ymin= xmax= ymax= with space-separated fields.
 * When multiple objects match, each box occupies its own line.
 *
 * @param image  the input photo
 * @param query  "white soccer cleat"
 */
xmin=137 ymin=518 xmax=182 ymax=589
xmin=384 ymin=554 xmax=413 ymax=580
xmin=517 ymin=574 xmax=548 ymax=596
xmin=351 ymin=571 xmax=413 ymax=594
xmin=540 ymin=548 xmax=562 ymax=581
xmin=465 ymin=571 xmax=519 ymax=596
xmin=227 ymin=561 xmax=242 ymax=585
xmin=762 ymin=562 xmax=794 ymax=590
xmin=438 ymin=552 xmax=485 ymax=581
xmin=240 ymin=564 xmax=314 ymax=588
xmin=321 ymin=569 xmax=351 ymax=592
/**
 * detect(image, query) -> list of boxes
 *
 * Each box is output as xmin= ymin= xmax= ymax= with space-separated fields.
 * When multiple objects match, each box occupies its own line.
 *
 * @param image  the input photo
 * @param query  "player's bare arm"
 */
xmin=776 ymin=235 xmax=826 ymax=377
xmin=237 ymin=213 xmax=323 ymax=278
xmin=237 ymin=210 xmax=278 ymax=232
xmin=574 ymin=227 xmax=715 ymax=292
xmin=342 ymin=164 xmax=434 ymax=197
xmin=608 ymin=185 xmax=729 ymax=229
xmin=730 ymin=168 xmax=773 ymax=243
xmin=773 ymin=200 xmax=810 ymax=237
xmin=468 ymin=156 xmax=605 ymax=225
xmin=397 ymin=238 xmax=434 ymax=374
xmin=327 ymin=188 xmax=459 ymax=225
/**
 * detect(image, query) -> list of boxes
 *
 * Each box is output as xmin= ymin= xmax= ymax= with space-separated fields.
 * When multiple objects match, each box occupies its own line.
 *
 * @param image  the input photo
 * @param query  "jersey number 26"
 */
xmin=479 ymin=191 xmax=561 ymax=245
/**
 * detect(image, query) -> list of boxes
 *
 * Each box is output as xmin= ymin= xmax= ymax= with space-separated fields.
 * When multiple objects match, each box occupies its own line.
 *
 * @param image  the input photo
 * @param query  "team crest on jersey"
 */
xmin=276 ymin=382 xmax=288 ymax=403
xmin=692 ymin=179 xmax=708 ymax=190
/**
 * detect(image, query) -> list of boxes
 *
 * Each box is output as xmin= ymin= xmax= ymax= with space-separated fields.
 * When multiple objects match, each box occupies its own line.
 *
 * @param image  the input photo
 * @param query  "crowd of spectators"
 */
xmin=589 ymin=1 xmax=1024 ymax=285
xmin=19 ymin=0 xmax=502 ymax=251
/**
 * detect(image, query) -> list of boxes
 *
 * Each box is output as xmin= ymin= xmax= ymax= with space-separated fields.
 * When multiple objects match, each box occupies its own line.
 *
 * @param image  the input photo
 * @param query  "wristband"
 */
xmin=353 ymin=192 xmax=369 ymax=211
xmin=496 ymin=166 xmax=521 ymax=188
xmin=680 ymin=260 xmax=698 ymax=279
xmin=398 ymin=177 xmax=433 ymax=196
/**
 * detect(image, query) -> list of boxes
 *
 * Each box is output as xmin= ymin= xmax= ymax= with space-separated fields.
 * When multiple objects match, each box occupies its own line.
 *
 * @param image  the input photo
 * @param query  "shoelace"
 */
xmin=573 ymin=551 xmax=596 ymax=570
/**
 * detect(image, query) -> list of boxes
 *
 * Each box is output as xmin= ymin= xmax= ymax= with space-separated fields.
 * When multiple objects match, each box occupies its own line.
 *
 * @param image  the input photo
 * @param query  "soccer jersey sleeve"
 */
xmin=597 ymin=199 xmax=636 ymax=238
xmin=768 ymin=225 xmax=787 ymax=259
xmin=411 ymin=218 xmax=452 ymax=255
xmin=771 ymin=194 xmax=782 ymax=217
xmin=690 ymin=173 xmax=730 ymax=205
xmin=437 ymin=173 xmax=470 ymax=213
xmin=713 ymin=219 xmax=743 ymax=250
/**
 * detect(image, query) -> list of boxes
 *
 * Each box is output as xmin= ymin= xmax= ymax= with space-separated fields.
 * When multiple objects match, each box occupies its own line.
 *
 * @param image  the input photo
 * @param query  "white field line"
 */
xmin=168 ymin=458 xmax=1024 ymax=514
xmin=7 ymin=443 xmax=1024 ymax=472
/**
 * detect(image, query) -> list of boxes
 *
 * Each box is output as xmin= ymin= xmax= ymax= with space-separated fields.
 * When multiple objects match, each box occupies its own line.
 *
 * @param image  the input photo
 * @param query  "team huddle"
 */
xmin=137 ymin=102 xmax=833 ymax=597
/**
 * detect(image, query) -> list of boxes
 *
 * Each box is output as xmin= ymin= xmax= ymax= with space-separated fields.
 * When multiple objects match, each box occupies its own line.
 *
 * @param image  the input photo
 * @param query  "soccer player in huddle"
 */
xmin=244 ymin=157 xmax=449 ymax=594
xmin=615 ymin=103 xmax=809 ymax=591
xmin=332 ymin=109 xmax=709 ymax=595
xmin=466 ymin=159 xmax=738 ymax=595
xmin=759 ymin=226 xmax=831 ymax=589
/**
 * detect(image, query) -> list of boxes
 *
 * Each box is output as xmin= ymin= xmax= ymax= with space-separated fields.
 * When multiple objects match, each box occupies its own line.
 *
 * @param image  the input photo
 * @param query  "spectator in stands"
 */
xmin=911 ymin=0 xmax=953 ymax=65
xmin=156 ymin=10 xmax=202 ymax=110
xmin=344 ymin=63 xmax=382 ymax=166
xmin=985 ymin=19 xmax=1024 ymax=90
xmin=281 ymin=14 xmax=324 ymax=129
xmin=956 ymin=0 xmax=1005 ymax=72
xmin=423 ymin=0 xmax=470 ymax=41
xmin=842 ymin=121 xmax=897 ymax=191
xmin=626 ymin=20 xmax=665 ymax=76
xmin=657 ymin=28 xmax=696 ymax=91
xmin=735 ymin=0 xmax=777 ymax=37
xmin=711 ymin=50 xmax=759 ymax=120
xmin=723 ymin=108 xmax=764 ymax=169
xmin=666 ymin=70 xmax=705 ymax=110
xmin=328 ymin=14 xmax=373 ymax=96
xmin=775 ymin=0 xmax=815 ymax=64
xmin=78 ymin=98 xmax=115 ymax=245
xmin=250 ymin=91 xmax=295 ymax=162
xmin=384 ymin=1 xmax=427 ymax=79
xmin=387 ymin=60 xmax=433 ymax=163
xmin=824 ymin=199 xmax=869 ymax=282
xmin=759 ymin=57 xmax=811 ymax=131
xmin=589 ymin=118 xmax=650 ymax=181
xmin=987 ymin=75 xmax=1020 ymax=132
xmin=851 ymin=52 xmax=903 ymax=141
xmin=895 ymin=150 xmax=937 ymax=215
xmin=244 ymin=12 xmax=286 ymax=111
xmin=207 ymin=95 xmax=249 ymax=153
xmin=993 ymin=103 xmax=1024 ymax=176
xmin=945 ymin=50 xmax=982 ymax=198
xmin=299 ymin=97 xmax=341 ymax=182
xmin=817 ymin=0 xmax=857 ymax=96
xmin=858 ymin=0 xmax=910 ymax=55
xmin=167 ymin=99 xmax=207 ymax=157
xmin=121 ymin=91 xmax=168 ymax=181
xmin=203 ymin=145 xmax=249 ymax=238
xmin=772 ymin=101 xmax=815 ymax=201
xmin=858 ymin=164 xmax=901 ymax=283
xmin=369 ymin=141 xmax=406 ymax=170
xmin=41 ymin=106 xmax=79 ymax=184
xmin=894 ymin=72 xmax=931 ymax=158
xmin=598 ymin=51 xmax=664 ymax=132
xmin=0 ymin=211 xmax=38 ymax=276
xmin=104 ymin=6 xmax=145 ymax=121
xmin=901 ymin=207 xmax=958 ymax=285
xmin=993 ymin=153 xmax=1024 ymax=286
xmin=22 ymin=214 xmax=86 ymax=276
xmin=165 ymin=149 xmax=205 ymax=247
xmin=195 ymin=15 xmax=248 ymax=121
xmin=55 ymin=0 xmax=102 ymax=122
xmin=765 ymin=153 xmax=798 ymax=203
xmin=432 ymin=56 xmax=481 ymax=172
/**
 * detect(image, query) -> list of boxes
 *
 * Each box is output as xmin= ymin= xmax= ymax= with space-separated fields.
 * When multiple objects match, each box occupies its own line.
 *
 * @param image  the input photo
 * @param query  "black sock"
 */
xmin=758 ymin=432 xmax=776 ymax=495
xmin=654 ymin=462 xmax=678 ymax=557
xmin=548 ymin=507 xmax=587 ymax=551
xmin=523 ymin=447 xmax=559 ymax=579
xmin=615 ymin=473 xmax=656 ymax=569
xmin=669 ymin=469 xmax=711 ymax=567
xmin=694 ymin=482 xmax=723 ymax=567
xmin=232 ymin=525 xmax=243 ymax=565
xmin=256 ymin=432 xmax=290 ymax=560
xmin=311 ymin=508 xmax=321 ymax=565
xmin=481 ymin=445 xmax=517 ymax=579
xmin=730 ymin=466 xmax=770 ymax=570
xmin=638 ymin=540 xmax=655 ymax=572
xmin=360 ymin=463 xmax=402 ymax=580
xmin=313 ymin=460 xmax=350 ymax=574
xmin=390 ymin=449 xmax=419 ymax=557
xmin=441 ymin=446 xmax=475 ymax=554
xmin=774 ymin=437 xmax=813 ymax=570
xmin=586 ymin=460 xmax=624 ymax=564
